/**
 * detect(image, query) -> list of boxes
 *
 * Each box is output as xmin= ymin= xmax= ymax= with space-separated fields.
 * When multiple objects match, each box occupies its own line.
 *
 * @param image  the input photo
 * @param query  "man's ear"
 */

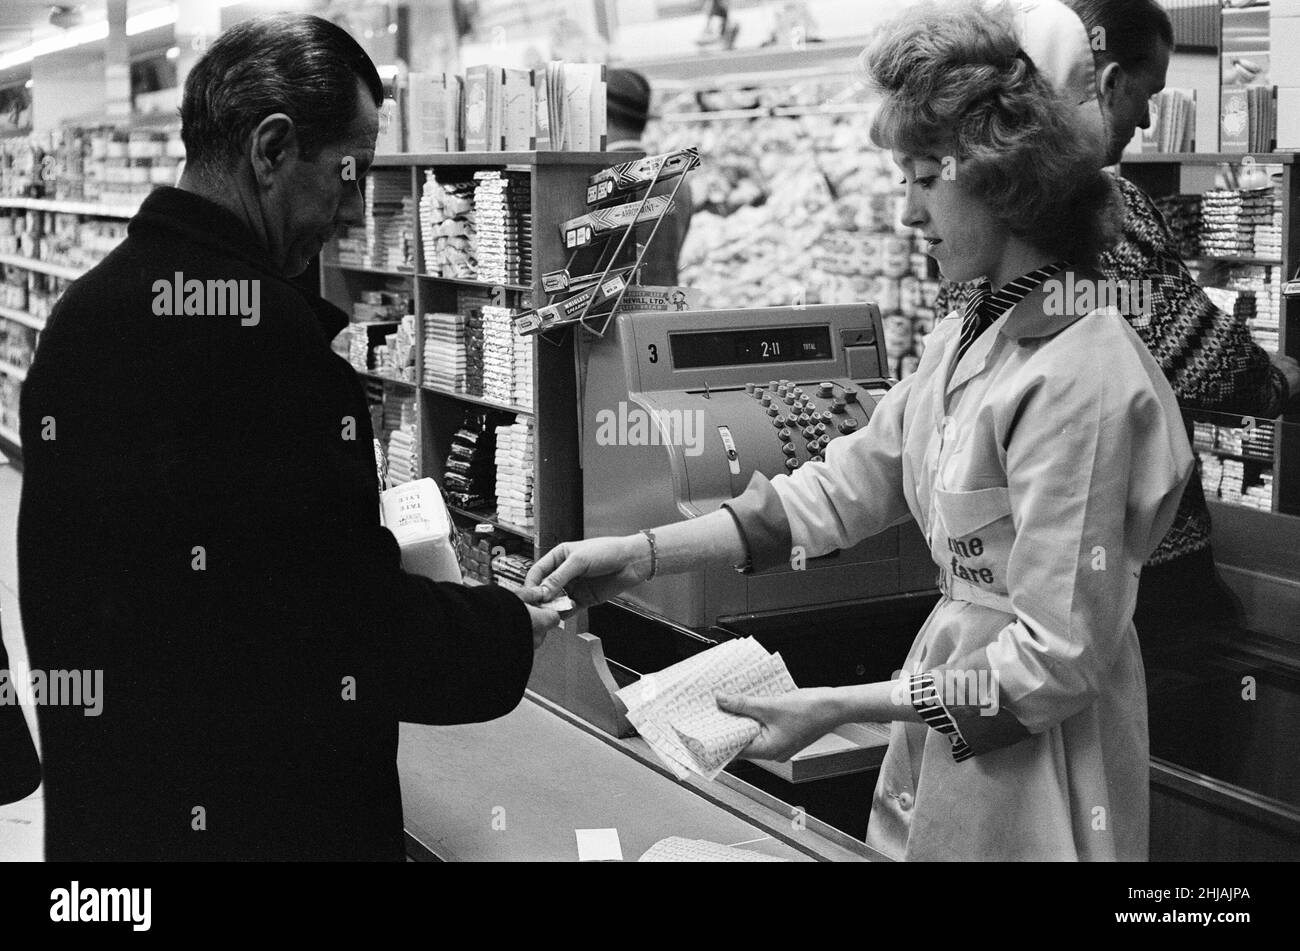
xmin=1095 ymin=61 xmax=1123 ymax=109
xmin=249 ymin=113 xmax=298 ymax=190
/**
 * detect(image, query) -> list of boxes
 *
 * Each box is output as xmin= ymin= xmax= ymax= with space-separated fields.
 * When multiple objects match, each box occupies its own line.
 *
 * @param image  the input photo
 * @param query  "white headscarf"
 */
xmin=992 ymin=0 xmax=1110 ymax=161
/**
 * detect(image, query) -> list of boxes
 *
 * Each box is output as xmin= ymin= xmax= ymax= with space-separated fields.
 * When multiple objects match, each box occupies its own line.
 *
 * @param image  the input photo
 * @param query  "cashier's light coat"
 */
xmin=725 ymin=272 xmax=1193 ymax=860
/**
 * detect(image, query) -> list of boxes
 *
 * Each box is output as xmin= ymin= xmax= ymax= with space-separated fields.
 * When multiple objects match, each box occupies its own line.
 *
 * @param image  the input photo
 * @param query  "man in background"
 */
xmin=606 ymin=68 xmax=693 ymax=286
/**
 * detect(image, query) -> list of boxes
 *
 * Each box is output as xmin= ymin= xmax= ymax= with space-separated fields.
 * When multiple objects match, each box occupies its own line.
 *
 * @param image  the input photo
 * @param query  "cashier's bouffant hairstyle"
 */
xmin=864 ymin=0 xmax=1119 ymax=267
xmin=181 ymin=14 xmax=383 ymax=178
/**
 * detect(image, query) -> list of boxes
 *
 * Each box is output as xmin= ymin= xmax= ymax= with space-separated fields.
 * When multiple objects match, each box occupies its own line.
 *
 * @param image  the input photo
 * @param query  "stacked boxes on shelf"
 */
xmin=443 ymin=414 xmax=496 ymax=511
xmin=422 ymin=311 xmax=479 ymax=393
xmin=1193 ymin=418 xmax=1275 ymax=511
xmin=0 ymin=206 xmax=129 ymax=274
xmin=471 ymin=170 xmax=531 ymax=286
xmin=494 ymin=418 xmax=535 ymax=530
xmin=481 ymin=304 xmax=531 ymax=409
xmin=381 ymin=390 xmax=420 ymax=486
xmin=418 ymin=171 xmax=476 ymax=277
xmin=338 ymin=170 xmax=413 ymax=270
xmin=0 ymin=125 xmax=183 ymax=205
xmin=1198 ymin=186 xmax=1280 ymax=258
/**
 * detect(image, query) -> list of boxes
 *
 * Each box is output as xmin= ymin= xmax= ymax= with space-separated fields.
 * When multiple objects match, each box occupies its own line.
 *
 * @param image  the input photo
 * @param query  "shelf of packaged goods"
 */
xmin=372 ymin=151 xmax=613 ymax=168
xmin=358 ymin=370 xmax=416 ymax=387
xmin=0 ymin=196 xmax=140 ymax=218
xmin=0 ymin=304 xmax=45 ymax=331
xmin=1119 ymin=152 xmax=1298 ymax=165
xmin=0 ymin=253 xmax=85 ymax=281
xmin=1186 ymin=254 xmax=1284 ymax=268
xmin=445 ymin=503 xmax=535 ymax=541
xmin=1196 ymin=447 xmax=1275 ymax=465
xmin=0 ymin=359 xmax=28 ymax=382
xmin=415 ymin=273 xmax=532 ymax=295
xmin=321 ymin=261 xmax=415 ymax=279
xmin=420 ymin=384 xmax=533 ymax=417
xmin=0 ymin=422 xmax=20 ymax=450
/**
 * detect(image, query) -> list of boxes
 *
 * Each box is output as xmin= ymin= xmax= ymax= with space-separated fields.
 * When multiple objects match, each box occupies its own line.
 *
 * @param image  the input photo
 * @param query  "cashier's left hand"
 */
xmin=716 ymin=689 xmax=844 ymax=763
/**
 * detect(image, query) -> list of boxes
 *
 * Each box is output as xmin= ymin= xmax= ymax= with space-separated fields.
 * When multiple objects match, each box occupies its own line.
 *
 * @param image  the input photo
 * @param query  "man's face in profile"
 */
xmin=264 ymin=78 xmax=378 ymax=277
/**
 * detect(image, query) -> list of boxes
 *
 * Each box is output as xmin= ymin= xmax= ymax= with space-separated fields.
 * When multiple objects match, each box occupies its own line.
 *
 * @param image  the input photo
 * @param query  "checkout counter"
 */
xmin=396 ymin=305 xmax=1300 ymax=860
xmin=398 ymin=303 xmax=925 ymax=860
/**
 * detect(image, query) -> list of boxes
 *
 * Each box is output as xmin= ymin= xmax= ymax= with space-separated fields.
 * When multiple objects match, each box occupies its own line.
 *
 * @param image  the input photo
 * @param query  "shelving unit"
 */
xmin=0 ymin=198 xmax=137 ymax=463
xmin=319 ymin=151 xmax=613 ymax=558
xmin=1119 ymin=150 xmax=1299 ymax=515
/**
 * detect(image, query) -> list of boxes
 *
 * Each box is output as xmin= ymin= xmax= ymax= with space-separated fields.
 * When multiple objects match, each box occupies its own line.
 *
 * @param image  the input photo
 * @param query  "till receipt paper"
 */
xmin=616 ymin=638 xmax=797 ymax=781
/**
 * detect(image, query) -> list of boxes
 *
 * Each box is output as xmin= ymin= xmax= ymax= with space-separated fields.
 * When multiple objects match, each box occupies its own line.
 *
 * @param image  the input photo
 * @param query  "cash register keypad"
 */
xmin=745 ymin=380 xmax=867 ymax=472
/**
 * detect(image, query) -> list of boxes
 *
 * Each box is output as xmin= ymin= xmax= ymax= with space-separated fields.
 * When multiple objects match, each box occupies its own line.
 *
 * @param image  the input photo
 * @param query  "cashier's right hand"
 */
xmin=513 ymin=588 xmax=563 ymax=650
xmin=524 ymin=535 xmax=652 ymax=611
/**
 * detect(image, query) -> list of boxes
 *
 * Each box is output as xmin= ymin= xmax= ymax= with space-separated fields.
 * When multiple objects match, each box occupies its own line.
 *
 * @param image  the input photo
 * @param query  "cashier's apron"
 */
xmin=864 ymin=357 xmax=1147 ymax=862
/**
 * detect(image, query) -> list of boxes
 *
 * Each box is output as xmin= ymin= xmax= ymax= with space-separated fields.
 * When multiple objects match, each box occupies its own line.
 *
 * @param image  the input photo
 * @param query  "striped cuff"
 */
xmin=909 ymin=673 xmax=973 ymax=763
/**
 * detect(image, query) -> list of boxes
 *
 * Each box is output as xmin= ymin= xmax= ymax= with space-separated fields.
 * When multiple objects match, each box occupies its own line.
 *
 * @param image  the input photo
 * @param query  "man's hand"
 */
xmin=513 ymin=586 xmax=562 ymax=650
xmin=524 ymin=535 xmax=651 ymax=610
xmin=716 ymin=688 xmax=845 ymax=762
xmin=1273 ymin=353 xmax=1300 ymax=402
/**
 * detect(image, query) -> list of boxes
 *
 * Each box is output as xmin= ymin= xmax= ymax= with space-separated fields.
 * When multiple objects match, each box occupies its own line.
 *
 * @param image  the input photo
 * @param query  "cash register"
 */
xmin=580 ymin=303 xmax=936 ymax=633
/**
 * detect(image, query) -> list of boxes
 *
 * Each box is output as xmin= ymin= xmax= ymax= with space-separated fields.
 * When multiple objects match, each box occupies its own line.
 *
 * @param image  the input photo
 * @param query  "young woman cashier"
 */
xmin=528 ymin=0 xmax=1193 ymax=861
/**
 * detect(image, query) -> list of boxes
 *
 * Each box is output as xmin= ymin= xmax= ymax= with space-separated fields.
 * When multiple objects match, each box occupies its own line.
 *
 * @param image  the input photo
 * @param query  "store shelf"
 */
xmin=373 ymin=151 xmax=612 ymax=168
xmin=420 ymin=384 xmax=533 ymax=417
xmin=0 ymin=422 xmax=20 ymax=451
xmin=323 ymin=263 xmax=531 ymax=295
xmin=1196 ymin=447 xmax=1275 ymax=465
xmin=0 ymin=304 xmax=45 ymax=330
xmin=358 ymin=370 xmax=416 ymax=387
xmin=446 ymin=503 xmax=536 ymax=541
xmin=0 ymin=252 xmax=85 ymax=281
xmin=415 ymin=274 xmax=532 ymax=294
xmin=0 ymin=359 xmax=29 ymax=382
xmin=0 ymin=196 xmax=139 ymax=218
xmin=1186 ymin=254 xmax=1284 ymax=267
xmin=322 ymin=261 xmax=415 ymax=278
xmin=1120 ymin=152 xmax=1298 ymax=165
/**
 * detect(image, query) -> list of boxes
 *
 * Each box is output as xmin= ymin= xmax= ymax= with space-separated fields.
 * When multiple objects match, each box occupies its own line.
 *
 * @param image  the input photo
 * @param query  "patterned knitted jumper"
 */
xmin=932 ymin=174 xmax=1289 ymax=566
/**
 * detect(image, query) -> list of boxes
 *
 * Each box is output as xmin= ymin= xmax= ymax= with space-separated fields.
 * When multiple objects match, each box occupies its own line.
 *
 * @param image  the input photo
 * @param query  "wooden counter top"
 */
xmin=398 ymin=692 xmax=885 ymax=862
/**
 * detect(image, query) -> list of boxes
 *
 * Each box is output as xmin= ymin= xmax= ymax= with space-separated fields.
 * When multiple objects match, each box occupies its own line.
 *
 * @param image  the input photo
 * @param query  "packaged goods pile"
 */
xmin=643 ymin=84 xmax=938 ymax=378
xmin=494 ymin=418 xmax=535 ymax=530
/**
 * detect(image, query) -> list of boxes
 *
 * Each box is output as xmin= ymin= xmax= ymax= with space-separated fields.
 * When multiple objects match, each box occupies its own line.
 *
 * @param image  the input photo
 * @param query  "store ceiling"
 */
xmin=0 ymin=2 xmax=72 ymax=56
xmin=0 ymin=2 xmax=180 ymax=59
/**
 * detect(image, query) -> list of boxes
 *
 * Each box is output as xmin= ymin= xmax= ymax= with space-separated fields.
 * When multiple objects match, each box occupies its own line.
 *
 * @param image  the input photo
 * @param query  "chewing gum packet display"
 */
xmin=586 ymin=148 xmax=702 ymax=205
xmin=541 ymin=264 xmax=635 ymax=295
xmin=560 ymin=195 xmax=676 ymax=250
xmin=515 ymin=272 xmax=633 ymax=335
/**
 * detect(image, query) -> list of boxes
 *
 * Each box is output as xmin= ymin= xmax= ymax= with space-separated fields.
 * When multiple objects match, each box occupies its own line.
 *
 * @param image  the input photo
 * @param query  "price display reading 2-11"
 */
xmin=669 ymin=326 xmax=833 ymax=369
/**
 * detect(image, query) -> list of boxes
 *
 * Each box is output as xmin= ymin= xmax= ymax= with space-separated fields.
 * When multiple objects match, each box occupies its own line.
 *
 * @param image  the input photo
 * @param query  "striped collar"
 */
xmin=983 ymin=261 xmax=1070 ymax=323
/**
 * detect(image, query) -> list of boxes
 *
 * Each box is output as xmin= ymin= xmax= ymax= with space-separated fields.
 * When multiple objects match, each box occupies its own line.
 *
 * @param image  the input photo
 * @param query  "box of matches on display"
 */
xmin=586 ymin=148 xmax=702 ymax=205
xmin=560 ymin=195 xmax=676 ymax=250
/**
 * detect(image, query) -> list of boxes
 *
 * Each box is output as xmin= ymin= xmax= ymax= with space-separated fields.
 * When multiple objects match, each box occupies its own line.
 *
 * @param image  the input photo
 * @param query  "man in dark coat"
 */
xmin=17 ymin=14 xmax=558 ymax=861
